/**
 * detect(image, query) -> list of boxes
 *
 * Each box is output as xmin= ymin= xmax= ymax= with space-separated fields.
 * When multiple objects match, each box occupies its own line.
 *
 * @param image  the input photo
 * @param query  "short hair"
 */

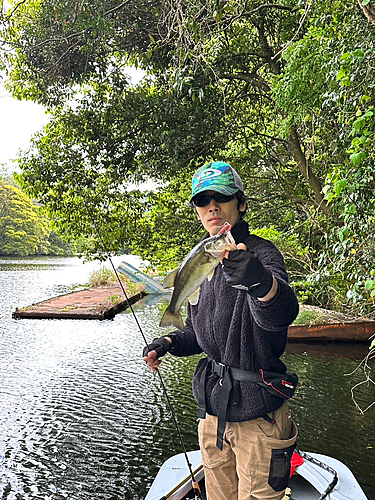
xmin=236 ymin=191 xmax=248 ymax=219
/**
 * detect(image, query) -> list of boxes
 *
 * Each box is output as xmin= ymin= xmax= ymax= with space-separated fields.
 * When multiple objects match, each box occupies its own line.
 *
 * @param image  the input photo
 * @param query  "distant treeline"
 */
xmin=0 ymin=178 xmax=88 ymax=257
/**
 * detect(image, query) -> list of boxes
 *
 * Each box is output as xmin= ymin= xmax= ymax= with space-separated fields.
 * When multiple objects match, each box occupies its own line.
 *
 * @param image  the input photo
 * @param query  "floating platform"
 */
xmin=12 ymin=286 xmax=145 ymax=320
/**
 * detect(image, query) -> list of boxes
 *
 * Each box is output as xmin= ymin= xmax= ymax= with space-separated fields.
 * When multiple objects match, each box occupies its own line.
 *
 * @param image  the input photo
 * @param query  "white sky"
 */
xmin=0 ymin=67 xmax=145 ymax=175
xmin=0 ymin=83 xmax=48 ymax=172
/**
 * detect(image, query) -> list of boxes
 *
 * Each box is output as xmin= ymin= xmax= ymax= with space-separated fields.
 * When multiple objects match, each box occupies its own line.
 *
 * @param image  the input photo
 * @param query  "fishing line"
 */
xmin=86 ymin=205 xmax=202 ymax=499
xmin=107 ymin=256 xmax=203 ymax=500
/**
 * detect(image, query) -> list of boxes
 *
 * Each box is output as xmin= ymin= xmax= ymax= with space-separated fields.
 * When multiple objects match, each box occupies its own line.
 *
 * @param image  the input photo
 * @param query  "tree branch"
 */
xmin=287 ymin=126 xmax=330 ymax=215
xmin=242 ymin=3 xmax=298 ymax=16
xmin=219 ymin=73 xmax=271 ymax=92
xmin=4 ymin=0 xmax=27 ymax=22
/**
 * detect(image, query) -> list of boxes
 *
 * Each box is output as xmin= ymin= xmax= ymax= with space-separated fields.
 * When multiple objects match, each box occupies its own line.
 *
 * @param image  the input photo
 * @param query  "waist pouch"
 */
xmin=198 ymin=358 xmax=298 ymax=450
xmin=230 ymin=365 xmax=298 ymax=400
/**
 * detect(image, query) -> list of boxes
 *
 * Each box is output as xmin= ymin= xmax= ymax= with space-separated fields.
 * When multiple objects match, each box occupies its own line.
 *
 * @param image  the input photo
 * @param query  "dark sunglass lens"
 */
xmin=213 ymin=193 xmax=234 ymax=203
xmin=194 ymin=194 xmax=211 ymax=207
xmin=193 ymin=193 xmax=234 ymax=206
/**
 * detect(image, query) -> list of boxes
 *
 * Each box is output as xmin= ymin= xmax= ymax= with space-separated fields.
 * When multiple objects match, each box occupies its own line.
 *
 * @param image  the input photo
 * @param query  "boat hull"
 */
xmin=145 ymin=450 xmax=368 ymax=500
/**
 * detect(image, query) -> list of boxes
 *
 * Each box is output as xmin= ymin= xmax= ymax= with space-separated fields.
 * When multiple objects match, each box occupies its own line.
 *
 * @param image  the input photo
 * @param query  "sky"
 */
xmin=0 ymin=67 xmax=145 ymax=176
xmin=0 ymin=80 xmax=49 ymax=173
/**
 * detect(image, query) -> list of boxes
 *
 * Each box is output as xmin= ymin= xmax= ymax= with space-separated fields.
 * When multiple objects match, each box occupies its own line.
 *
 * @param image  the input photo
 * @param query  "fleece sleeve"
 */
xmin=168 ymin=305 xmax=203 ymax=357
xmin=247 ymin=240 xmax=299 ymax=331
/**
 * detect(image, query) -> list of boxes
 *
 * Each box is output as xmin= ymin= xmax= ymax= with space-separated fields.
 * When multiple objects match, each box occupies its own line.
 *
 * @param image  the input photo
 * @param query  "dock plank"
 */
xmin=12 ymin=286 xmax=145 ymax=320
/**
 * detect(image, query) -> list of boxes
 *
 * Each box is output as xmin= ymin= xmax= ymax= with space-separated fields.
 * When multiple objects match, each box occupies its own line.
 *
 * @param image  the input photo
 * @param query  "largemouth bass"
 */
xmin=159 ymin=223 xmax=237 ymax=330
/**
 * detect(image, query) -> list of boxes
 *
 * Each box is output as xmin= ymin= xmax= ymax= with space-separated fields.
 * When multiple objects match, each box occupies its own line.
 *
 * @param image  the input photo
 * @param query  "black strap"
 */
xmin=216 ymin=365 xmax=232 ymax=450
xmin=229 ymin=366 xmax=262 ymax=383
xmin=198 ymin=361 xmax=209 ymax=419
xmin=198 ymin=357 xmax=297 ymax=450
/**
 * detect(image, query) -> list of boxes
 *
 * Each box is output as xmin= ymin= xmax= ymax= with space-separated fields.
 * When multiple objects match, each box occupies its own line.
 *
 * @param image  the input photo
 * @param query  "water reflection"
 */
xmin=0 ymin=257 xmax=375 ymax=499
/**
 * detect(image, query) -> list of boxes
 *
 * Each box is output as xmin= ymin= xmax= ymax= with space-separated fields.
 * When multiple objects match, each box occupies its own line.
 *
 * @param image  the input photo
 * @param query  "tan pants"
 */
xmin=198 ymin=402 xmax=298 ymax=500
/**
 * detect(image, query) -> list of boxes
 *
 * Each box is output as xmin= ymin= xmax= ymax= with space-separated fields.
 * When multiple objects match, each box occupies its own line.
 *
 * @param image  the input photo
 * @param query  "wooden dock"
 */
xmin=12 ymin=286 xmax=146 ymax=320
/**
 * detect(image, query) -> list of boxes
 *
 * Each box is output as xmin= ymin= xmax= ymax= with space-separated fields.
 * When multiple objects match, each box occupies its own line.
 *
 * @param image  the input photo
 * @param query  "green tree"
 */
xmin=2 ymin=0 xmax=375 ymax=314
xmin=0 ymin=181 xmax=49 ymax=255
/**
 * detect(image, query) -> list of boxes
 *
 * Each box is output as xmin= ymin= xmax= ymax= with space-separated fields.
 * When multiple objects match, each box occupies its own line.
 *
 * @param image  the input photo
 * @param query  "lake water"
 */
xmin=0 ymin=256 xmax=375 ymax=499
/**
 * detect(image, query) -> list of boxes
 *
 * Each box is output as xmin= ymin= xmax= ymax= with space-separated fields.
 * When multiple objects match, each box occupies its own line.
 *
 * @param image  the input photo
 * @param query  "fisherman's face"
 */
xmin=194 ymin=190 xmax=246 ymax=236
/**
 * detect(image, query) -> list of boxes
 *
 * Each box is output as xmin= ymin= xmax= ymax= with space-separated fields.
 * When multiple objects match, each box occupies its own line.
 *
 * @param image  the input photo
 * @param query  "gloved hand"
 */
xmin=143 ymin=337 xmax=171 ymax=359
xmin=222 ymin=249 xmax=274 ymax=298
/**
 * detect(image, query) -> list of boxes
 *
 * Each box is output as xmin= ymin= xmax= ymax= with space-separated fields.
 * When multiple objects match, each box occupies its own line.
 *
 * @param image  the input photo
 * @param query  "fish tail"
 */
xmin=159 ymin=308 xmax=184 ymax=330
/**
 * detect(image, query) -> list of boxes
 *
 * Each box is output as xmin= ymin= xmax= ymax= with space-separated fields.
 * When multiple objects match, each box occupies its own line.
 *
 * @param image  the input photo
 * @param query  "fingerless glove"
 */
xmin=143 ymin=337 xmax=171 ymax=358
xmin=223 ymin=250 xmax=273 ymax=298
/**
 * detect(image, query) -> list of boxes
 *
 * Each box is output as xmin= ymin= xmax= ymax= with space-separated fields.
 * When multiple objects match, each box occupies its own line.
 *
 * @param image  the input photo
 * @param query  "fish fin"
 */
xmin=163 ymin=268 xmax=179 ymax=289
xmin=159 ymin=308 xmax=184 ymax=330
xmin=207 ymin=268 xmax=215 ymax=281
xmin=188 ymin=287 xmax=200 ymax=305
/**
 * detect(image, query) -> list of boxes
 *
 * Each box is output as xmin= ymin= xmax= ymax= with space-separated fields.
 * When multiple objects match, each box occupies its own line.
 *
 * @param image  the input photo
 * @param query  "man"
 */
xmin=144 ymin=161 xmax=299 ymax=500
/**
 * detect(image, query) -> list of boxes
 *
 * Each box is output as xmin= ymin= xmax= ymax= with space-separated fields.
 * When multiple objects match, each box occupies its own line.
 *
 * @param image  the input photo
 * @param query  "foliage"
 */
xmin=88 ymin=265 xmax=145 ymax=296
xmin=0 ymin=180 xmax=77 ymax=256
xmin=88 ymin=266 xmax=118 ymax=287
xmin=0 ymin=181 xmax=49 ymax=255
xmin=2 ymin=0 xmax=375 ymax=316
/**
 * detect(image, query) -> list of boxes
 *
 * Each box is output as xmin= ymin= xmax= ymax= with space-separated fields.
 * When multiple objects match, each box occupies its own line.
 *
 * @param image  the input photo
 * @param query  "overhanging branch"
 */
xmin=219 ymin=73 xmax=271 ymax=93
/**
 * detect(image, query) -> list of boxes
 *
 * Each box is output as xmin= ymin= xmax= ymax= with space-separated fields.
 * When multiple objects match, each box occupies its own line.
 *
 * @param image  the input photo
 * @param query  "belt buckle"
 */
xmin=217 ymin=361 xmax=227 ymax=379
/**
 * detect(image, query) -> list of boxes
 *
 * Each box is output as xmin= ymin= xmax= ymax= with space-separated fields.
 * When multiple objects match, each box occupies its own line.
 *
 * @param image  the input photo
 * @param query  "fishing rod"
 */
xmin=107 ymin=256 xmax=203 ymax=500
xmin=85 ymin=202 xmax=202 ymax=499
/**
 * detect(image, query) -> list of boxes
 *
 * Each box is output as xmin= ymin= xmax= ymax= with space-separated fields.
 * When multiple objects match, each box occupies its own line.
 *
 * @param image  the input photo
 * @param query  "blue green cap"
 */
xmin=190 ymin=161 xmax=244 ymax=202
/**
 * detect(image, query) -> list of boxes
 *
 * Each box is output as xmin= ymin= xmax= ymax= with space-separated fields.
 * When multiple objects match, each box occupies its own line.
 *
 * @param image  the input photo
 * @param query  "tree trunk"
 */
xmin=357 ymin=0 xmax=375 ymax=24
xmin=288 ymin=126 xmax=330 ymax=215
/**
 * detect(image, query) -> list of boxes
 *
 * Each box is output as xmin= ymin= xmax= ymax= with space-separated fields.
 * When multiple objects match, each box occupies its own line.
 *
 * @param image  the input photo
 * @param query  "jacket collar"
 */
xmin=230 ymin=220 xmax=249 ymax=244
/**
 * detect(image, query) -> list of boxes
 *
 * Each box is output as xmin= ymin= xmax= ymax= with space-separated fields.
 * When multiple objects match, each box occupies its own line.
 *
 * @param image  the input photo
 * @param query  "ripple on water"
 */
xmin=1 ymin=258 xmax=375 ymax=498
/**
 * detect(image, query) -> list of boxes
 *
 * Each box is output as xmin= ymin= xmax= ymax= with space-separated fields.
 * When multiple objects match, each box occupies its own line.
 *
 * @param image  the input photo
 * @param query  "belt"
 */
xmin=198 ymin=357 xmax=297 ymax=450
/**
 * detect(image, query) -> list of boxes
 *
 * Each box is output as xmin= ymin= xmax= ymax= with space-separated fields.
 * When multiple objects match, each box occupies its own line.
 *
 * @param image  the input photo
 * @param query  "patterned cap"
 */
xmin=190 ymin=161 xmax=244 ymax=201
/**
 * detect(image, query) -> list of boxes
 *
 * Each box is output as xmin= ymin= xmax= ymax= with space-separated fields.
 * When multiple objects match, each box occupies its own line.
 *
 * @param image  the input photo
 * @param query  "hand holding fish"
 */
xmin=222 ymin=244 xmax=276 ymax=299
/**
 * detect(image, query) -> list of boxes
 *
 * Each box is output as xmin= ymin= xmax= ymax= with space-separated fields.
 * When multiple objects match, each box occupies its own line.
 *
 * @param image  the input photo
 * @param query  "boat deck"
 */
xmin=145 ymin=450 xmax=368 ymax=500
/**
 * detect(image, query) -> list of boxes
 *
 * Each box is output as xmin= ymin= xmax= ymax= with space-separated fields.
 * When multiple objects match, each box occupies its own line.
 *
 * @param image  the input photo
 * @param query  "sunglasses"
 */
xmin=192 ymin=192 xmax=236 ymax=207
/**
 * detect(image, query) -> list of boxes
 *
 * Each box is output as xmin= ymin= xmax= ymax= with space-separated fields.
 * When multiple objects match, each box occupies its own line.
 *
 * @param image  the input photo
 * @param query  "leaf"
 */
xmin=349 ymin=151 xmax=367 ymax=165
xmin=352 ymin=117 xmax=365 ymax=131
xmin=336 ymin=67 xmax=346 ymax=80
xmin=352 ymin=48 xmax=365 ymax=58
xmin=362 ymin=0 xmax=371 ymax=6
xmin=334 ymin=179 xmax=347 ymax=194
xmin=365 ymin=279 xmax=374 ymax=291
xmin=339 ymin=52 xmax=352 ymax=61
xmin=370 ymin=338 xmax=375 ymax=350
xmin=341 ymin=76 xmax=351 ymax=86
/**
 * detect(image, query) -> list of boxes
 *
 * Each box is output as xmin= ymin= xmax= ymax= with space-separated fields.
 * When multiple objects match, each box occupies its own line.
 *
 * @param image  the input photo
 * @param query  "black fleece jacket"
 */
xmin=169 ymin=220 xmax=299 ymax=422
